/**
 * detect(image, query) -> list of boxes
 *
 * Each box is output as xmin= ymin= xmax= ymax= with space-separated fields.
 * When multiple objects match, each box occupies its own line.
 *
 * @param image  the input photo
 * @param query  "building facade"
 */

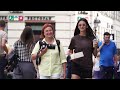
xmin=97 ymin=11 xmax=120 ymax=49
xmin=0 ymin=11 xmax=120 ymax=54
xmin=0 ymin=11 xmax=76 ymax=54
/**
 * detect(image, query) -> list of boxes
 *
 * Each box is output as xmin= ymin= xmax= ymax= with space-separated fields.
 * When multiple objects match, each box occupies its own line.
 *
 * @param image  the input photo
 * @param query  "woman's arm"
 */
xmin=31 ymin=41 xmax=41 ymax=60
xmin=68 ymin=49 xmax=73 ymax=55
xmin=59 ymin=43 xmax=67 ymax=79
xmin=62 ymin=62 xmax=67 ymax=79
xmin=31 ymin=47 xmax=47 ymax=60
xmin=93 ymin=47 xmax=98 ymax=58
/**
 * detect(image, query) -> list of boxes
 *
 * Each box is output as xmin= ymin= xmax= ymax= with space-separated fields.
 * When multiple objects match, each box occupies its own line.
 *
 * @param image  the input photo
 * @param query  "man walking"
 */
xmin=97 ymin=32 xmax=117 ymax=79
xmin=0 ymin=20 xmax=8 ymax=79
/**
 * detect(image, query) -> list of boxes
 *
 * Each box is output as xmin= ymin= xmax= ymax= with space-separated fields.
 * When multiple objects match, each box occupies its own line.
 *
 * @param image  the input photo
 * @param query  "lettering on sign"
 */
xmin=0 ymin=16 xmax=7 ymax=20
xmin=9 ymin=11 xmax=23 ymax=13
xmin=26 ymin=16 xmax=53 ymax=21
xmin=78 ymin=11 xmax=88 ymax=14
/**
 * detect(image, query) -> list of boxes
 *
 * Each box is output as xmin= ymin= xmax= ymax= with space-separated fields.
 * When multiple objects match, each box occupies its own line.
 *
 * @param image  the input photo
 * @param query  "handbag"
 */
xmin=5 ymin=48 xmax=19 ymax=72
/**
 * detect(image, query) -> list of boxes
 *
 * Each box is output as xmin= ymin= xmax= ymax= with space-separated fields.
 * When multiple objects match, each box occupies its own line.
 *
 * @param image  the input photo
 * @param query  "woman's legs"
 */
xmin=71 ymin=74 xmax=80 ymax=79
xmin=13 ymin=62 xmax=36 ymax=79
xmin=71 ymin=61 xmax=92 ymax=79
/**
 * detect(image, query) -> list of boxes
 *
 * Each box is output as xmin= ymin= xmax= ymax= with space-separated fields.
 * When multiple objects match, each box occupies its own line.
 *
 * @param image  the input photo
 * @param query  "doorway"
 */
xmin=25 ymin=22 xmax=55 ymax=43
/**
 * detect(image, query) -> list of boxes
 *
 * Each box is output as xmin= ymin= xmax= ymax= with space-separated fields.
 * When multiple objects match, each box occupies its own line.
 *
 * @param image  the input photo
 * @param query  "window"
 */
xmin=25 ymin=23 xmax=44 ymax=35
xmin=25 ymin=22 xmax=55 ymax=43
xmin=31 ymin=25 xmax=42 ymax=31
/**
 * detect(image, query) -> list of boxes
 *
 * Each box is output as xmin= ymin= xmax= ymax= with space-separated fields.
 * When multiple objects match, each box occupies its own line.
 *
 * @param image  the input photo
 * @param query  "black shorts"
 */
xmin=71 ymin=61 xmax=92 ymax=79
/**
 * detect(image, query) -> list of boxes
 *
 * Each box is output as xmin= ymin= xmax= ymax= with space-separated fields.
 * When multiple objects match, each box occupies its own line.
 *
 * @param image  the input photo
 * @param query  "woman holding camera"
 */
xmin=31 ymin=24 xmax=67 ymax=79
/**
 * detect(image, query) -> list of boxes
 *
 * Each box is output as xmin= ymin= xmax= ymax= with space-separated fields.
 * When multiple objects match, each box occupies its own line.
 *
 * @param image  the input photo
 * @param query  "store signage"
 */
xmin=9 ymin=15 xmax=24 ymax=21
xmin=78 ymin=11 xmax=88 ymax=14
xmin=0 ymin=16 xmax=7 ymax=20
xmin=77 ymin=16 xmax=89 ymax=21
xmin=26 ymin=16 xmax=53 ymax=21
xmin=9 ymin=11 xmax=23 ymax=13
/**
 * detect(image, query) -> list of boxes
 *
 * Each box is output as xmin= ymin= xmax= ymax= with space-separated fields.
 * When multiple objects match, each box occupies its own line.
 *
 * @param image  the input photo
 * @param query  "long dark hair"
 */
xmin=74 ymin=18 xmax=95 ymax=40
xmin=20 ymin=26 xmax=34 ymax=47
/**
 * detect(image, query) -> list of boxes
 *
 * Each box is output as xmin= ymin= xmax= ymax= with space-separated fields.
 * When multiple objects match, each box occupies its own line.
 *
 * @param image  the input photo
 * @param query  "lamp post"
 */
xmin=94 ymin=13 xmax=101 ymax=37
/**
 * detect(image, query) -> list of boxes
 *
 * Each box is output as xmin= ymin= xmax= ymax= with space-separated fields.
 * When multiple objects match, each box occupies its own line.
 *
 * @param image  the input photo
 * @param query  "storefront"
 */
xmin=0 ymin=11 xmax=72 ymax=54
xmin=0 ymin=15 xmax=55 ymax=47
xmin=25 ymin=16 xmax=55 ymax=43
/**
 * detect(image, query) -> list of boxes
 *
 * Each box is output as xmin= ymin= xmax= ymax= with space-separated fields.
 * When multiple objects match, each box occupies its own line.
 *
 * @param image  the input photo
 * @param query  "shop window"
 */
xmin=25 ymin=23 xmax=55 ymax=43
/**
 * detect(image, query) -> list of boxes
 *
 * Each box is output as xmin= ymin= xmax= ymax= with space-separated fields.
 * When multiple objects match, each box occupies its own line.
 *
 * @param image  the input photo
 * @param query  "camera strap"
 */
xmin=36 ymin=39 xmax=61 ymax=66
xmin=56 ymin=39 xmax=60 ymax=56
xmin=39 ymin=39 xmax=60 ymax=56
xmin=36 ymin=41 xmax=42 ymax=65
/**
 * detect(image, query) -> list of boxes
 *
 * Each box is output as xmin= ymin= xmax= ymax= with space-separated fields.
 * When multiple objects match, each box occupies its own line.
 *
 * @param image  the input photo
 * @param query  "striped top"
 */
xmin=13 ymin=40 xmax=33 ymax=62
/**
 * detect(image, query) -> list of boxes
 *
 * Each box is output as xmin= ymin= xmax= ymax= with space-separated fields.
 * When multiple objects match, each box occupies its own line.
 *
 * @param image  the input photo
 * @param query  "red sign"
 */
xmin=19 ymin=16 xmax=23 ymax=21
xmin=9 ymin=15 xmax=24 ymax=21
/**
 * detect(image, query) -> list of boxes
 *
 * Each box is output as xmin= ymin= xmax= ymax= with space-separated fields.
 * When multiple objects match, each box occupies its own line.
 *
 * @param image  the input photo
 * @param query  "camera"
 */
xmin=41 ymin=41 xmax=55 ymax=49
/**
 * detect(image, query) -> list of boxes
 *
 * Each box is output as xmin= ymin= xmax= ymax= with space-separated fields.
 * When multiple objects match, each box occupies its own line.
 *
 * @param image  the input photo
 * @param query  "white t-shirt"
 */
xmin=117 ymin=61 xmax=120 ymax=72
xmin=0 ymin=30 xmax=8 ymax=54
xmin=93 ymin=57 xmax=100 ymax=71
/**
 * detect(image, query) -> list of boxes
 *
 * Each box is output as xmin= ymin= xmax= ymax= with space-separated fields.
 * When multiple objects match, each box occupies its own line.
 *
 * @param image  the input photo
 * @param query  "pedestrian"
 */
xmin=4 ymin=43 xmax=13 ymax=79
xmin=116 ymin=55 xmax=120 ymax=79
xmin=92 ymin=52 xmax=100 ymax=79
xmin=113 ymin=55 xmax=120 ymax=79
xmin=31 ymin=23 xmax=67 ymax=79
xmin=12 ymin=26 xmax=37 ymax=79
xmin=0 ymin=20 xmax=8 ymax=79
xmin=98 ymin=32 xmax=118 ymax=79
xmin=68 ymin=18 xmax=98 ymax=79
xmin=66 ymin=55 xmax=72 ymax=79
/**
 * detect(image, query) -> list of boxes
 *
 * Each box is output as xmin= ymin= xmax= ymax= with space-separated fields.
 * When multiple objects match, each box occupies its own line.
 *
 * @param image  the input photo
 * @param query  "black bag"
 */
xmin=5 ymin=49 xmax=19 ymax=72
xmin=4 ymin=49 xmax=19 ymax=79
xmin=36 ymin=39 xmax=61 ymax=65
xmin=66 ymin=55 xmax=72 ymax=79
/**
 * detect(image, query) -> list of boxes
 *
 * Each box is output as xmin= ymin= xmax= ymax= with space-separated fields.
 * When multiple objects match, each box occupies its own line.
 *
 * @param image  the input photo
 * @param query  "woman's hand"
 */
xmin=93 ymin=39 xmax=98 ymax=48
xmin=61 ymin=62 xmax=67 ymax=79
xmin=67 ymin=50 xmax=73 ymax=55
xmin=63 ymin=71 xmax=66 ymax=79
